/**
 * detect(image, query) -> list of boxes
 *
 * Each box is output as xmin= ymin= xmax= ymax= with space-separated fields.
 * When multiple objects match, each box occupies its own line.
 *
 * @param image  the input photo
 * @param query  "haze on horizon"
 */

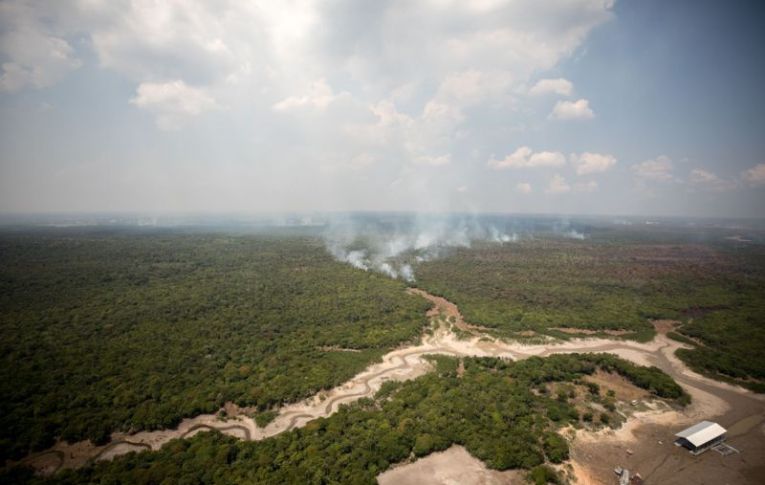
xmin=1 ymin=0 xmax=764 ymax=218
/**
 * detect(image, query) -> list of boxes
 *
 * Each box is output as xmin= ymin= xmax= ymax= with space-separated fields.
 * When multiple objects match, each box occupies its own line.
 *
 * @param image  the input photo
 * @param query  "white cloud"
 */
xmin=689 ymin=169 xmax=737 ymax=192
xmin=0 ymin=0 xmax=619 ymax=213
xmin=546 ymin=174 xmax=571 ymax=194
xmin=631 ymin=155 xmax=674 ymax=181
xmin=0 ymin=22 xmax=81 ymax=92
xmin=545 ymin=175 xmax=597 ymax=194
xmin=130 ymin=80 xmax=219 ymax=130
xmin=571 ymin=152 xmax=616 ymax=175
xmin=87 ymin=1 xmax=266 ymax=83
xmin=742 ymin=163 xmax=765 ymax=187
xmin=488 ymin=147 xmax=566 ymax=169
xmin=273 ymin=79 xmax=347 ymax=112
xmin=530 ymin=151 xmax=567 ymax=168
xmin=422 ymin=101 xmax=464 ymax=123
xmin=435 ymin=69 xmax=512 ymax=104
xmin=549 ymin=98 xmax=594 ymax=120
xmin=516 ymin=182 xmax=532 ymax=194
xmin=529 ymin=78 xmax=573 ymax=96
xmin=372 ymin=100 xmax=415 ymax=127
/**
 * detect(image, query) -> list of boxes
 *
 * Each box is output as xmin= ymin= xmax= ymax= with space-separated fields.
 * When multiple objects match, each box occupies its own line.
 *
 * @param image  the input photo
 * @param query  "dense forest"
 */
xmin=675 ymin=297 xmax=765 ymax=392
xmin=414 ymin=234 xmax=765 ymax=391
xmin=5 ymin=353 xmax=688 ymax=484
xmin=0 ymin=222 xmax=761 ymax=483
xmin=0 ymin=230 xmax=429 ymax=460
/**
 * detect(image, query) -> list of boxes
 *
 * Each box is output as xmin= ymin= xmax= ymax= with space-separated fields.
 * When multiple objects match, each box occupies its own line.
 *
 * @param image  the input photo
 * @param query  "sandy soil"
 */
xmin=584 ymin=370 xmax=649 ymax=402
xmin=551 ymin=328 xmax=632 ymax=336
xmin=565 ymin=323 xmax=765 ymax=485
xmin=377 ymin=446 xmax=524 ymax=485
xmin=18 ymin=289 xmax=765 ymax=485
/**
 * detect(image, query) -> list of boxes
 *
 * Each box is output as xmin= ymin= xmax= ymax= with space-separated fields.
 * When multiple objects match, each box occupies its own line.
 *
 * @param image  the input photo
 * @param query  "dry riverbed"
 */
xmin=16 ymin=289 xmax=765 ymax=485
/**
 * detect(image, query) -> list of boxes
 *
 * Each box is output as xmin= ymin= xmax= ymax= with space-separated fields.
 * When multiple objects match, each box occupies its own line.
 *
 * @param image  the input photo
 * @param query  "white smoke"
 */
xmin=323 ymin=215 xmax=519 ymax=282
xmin=489 ymin=226 xmax=519 ymax=243
xmin=399 ymin=264 xmax=415 ymax=282
xmin=345 ymin=249 xmax=370 ymax=270
xmin=564 ymin=229 xmax=586 ymax=240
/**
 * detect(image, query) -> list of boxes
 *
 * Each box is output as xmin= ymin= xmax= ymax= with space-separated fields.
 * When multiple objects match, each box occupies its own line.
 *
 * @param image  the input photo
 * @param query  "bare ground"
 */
xmin=377 ymin=446 xmax=524 ymax=485
xmin=584 ymin=370 xmax=649 ymax=402
xmin=551 ymin=328 xmax=633 ymax=336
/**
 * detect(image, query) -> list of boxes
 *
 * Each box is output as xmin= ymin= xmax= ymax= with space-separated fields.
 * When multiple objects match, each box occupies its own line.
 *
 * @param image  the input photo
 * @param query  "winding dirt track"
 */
xmin=180 ymin=423 xmax=251 ymax=440
xmin=17 ymin=288 xmax=765 ymax=482
xmin=320 ymin=349 xmax=463 ymax=415
xmin=283 ymin=413 xmax=314 ymax=431
xmin=91 ymin=440 xmax=152 ymax=463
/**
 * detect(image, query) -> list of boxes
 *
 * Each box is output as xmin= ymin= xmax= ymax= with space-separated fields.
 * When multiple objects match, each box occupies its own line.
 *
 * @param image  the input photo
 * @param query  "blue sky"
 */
xmin=1 ymin=0 xmax=763 ymax=217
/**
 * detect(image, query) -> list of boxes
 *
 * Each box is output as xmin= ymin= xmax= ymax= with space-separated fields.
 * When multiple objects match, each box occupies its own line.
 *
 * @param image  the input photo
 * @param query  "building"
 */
xmin=674 ymin=421 xmax=727 ymax=455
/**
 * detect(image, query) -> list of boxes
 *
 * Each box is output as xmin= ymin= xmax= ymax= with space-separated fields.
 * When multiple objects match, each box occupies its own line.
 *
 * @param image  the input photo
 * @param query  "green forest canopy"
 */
xmin=414 ymin=237 xmax=765 ymax=391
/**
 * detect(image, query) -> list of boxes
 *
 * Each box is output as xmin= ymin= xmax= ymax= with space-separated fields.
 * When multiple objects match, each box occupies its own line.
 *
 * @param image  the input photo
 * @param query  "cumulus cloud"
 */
xmin=0 ymin=0 xmax=617 ymax=212
xmin=571 ymin=152 xmax=616 ymax=175
xmin=130 ymin=80 xmax=219 ymax=130
xmin=516 ymin=182 xmax=532 ymax=194
xmin=631 ymin=155 xmax=674 ymax=182
xmin=273 ymin=79 xmax=347 ymax=112
xmin=488 ymin=147 xmax=566 ymax=169
xmin=0 ymin=4 xmax=81 ymax=92
xmin=689 ymin=168 xmax=737 ymax=192
xmin=550 ymin=98 xmax=594 ymax=120
xmin=742 ymin=163 xmax=765 ymax=187
xmin=529 ymin=78 xmax=573 ymax=96
xmin=372 ymin=100 xmax=415 ymax=127
xmin=546 ymin=174 xmax=571 ymax=194
xmin=435 ymin=69 xmax=513 ymax=105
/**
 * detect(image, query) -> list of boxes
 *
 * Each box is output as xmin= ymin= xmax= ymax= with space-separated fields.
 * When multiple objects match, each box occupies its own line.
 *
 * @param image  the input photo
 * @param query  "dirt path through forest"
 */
xmin=18 ymin=289 xmax=765 ymax=483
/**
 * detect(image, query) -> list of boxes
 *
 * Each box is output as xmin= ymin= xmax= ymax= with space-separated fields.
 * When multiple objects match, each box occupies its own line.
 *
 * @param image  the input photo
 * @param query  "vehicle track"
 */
xmin=91 ymin=440 xmax=152 ymax=462
xmin=179 ymin=423 xmax=251 ymax=440
xmin=322 ymin=349 xmax=461 ymax=415
xmin=285 ymin=414 xmax=314 ymax=431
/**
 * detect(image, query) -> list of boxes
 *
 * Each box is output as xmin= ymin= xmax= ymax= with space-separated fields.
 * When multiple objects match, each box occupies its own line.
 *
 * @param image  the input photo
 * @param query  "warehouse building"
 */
xmin=674 ymin=421 xmax=727 ymax=455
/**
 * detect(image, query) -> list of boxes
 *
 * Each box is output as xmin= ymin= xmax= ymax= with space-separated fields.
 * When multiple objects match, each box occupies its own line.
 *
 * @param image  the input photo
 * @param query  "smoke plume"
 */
xmin=323 ymin=214 xmax=519 ymax=281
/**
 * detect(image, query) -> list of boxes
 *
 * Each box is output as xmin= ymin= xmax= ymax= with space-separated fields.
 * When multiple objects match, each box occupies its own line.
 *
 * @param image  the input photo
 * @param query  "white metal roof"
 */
xmin=675 ymin=421 xmax=726 ymax=447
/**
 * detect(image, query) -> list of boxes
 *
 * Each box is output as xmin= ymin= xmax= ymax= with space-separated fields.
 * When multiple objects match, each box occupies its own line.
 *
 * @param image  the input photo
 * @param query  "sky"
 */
xmin=0 ymin=0 xmax=764 ymax=218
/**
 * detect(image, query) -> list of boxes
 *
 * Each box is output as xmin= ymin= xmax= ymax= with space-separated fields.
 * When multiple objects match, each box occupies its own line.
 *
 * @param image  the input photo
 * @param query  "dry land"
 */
xmin=378 ymin=445 xmax=524 ymax=485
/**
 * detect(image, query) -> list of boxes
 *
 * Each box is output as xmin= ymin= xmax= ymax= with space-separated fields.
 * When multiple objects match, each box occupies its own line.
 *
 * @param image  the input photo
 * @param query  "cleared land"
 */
xmin=377 ymin=445 xmax=524 ymax=485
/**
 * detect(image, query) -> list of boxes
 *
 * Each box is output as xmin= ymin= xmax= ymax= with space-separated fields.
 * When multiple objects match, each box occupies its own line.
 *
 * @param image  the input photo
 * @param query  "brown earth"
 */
xmin=377 ymin=446 xmax=524 ymax=485
xmin=584 ymin=370 xmax=649 ymax=402
xmin=566 ymin=320 xmax=765 ymax=484
xmin=552 ymin=328 xmax=633 ymax=336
